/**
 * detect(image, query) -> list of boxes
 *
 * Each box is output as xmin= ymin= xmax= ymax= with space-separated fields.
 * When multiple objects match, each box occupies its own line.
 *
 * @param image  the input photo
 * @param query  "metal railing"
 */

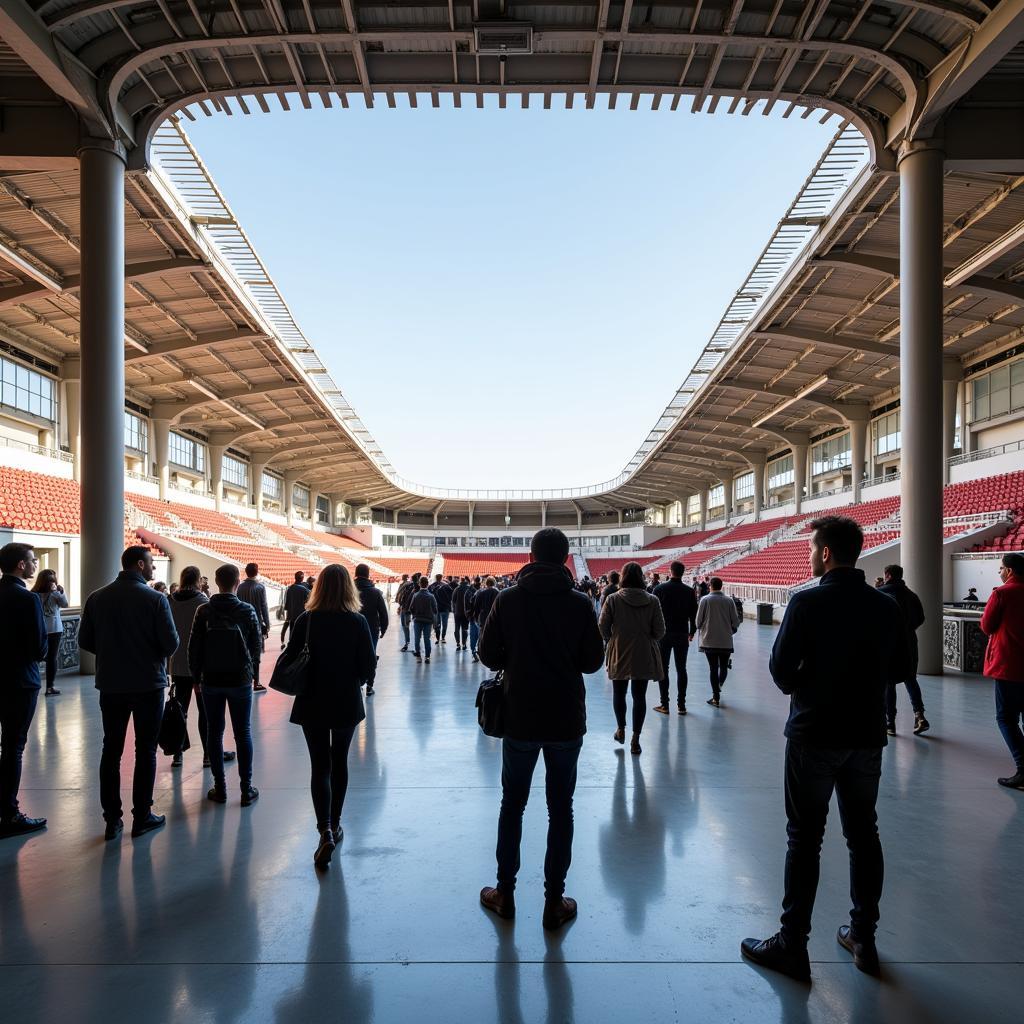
xmin=0 ymin=436 xmax=74 ymax=463
xmin=862 ymin=471 xmax=901 ymax=489
xmin=125 ymin=470 xmax=158 ymax=484
xmin=724 ymin=584 xmax=791 ymax=606
xmin=948 ymin=440 xmax=1024 ymax=467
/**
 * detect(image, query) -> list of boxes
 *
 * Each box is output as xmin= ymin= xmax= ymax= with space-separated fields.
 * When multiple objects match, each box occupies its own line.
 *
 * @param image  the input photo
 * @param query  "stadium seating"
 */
xmin=125 ymin=494 xmax=251 ymax=537
xmin=260 ymin=522 xmax=324 ymax=547
xmin=942 ymin=471 xmax=1024 ymax=518
xmin=0 ymin=465 xmax=80 ymax=533
xmin=710 ymin=515 xmax=806 ymax=546
xmin=642 ymin=529 xmax=721 ymax=551
xmin=368 ymin=555 xmax=432 ymax=578
xmin=179 ymin=537 xmax=322 ymax=586
xmin=292 ymin=527 xmax=368 ymax=550
xmin=441 ymin=551 xmax=577 ymax=579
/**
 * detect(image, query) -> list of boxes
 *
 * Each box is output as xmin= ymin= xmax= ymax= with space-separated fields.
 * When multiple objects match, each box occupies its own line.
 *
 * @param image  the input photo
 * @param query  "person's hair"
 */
xmin=620 ymin=561 xmax=646 ymax=589
xmin=179 ymin=565 xmax=202 ymax=590
xmin=435 ymin=573 xmax=443 ymax=581
xmin=121 ymin=545 xmax=149 ymax=571
xmin=484 ymin=576 xmax=495 ymax=588
xmin=608 ymin=571 xmax=620 ymax=586
xmin=354 ymin=563 xmax=370 ymax=579
xmin=884 ymin=564 xmax=904 ymax=581
xmin=473 ymin=575 xmax=481 ymax=585
xmin=418 ymin=576 xmax=429 ymax=588
xmin=401 ymin=574 xmax=409 ymax=581
xmin=244 ymin=562 xmax=258 ymax=578
xmin=968 ymin=587 xmax=977 ymax=593
xmin=809 ymin=515 xmax=863 ymax=566
xmin=294 ymin=570 xmax=305 ymax=583
xmin=306 ymin=563 xmax=361 ymax=614
xmin=1003 ymin=552 xmax=1024 ymax=576
xmin=530 ymin=527 xmax=570 ymax=565
xmin=153 ymin=581 xmax=167 ymax=593
xmin=0 ymin=542 xmax=34 ymax=574
xmin=215 ymin=563 xmax=240 ymax=590
xmin=670 ymin=561 xmax=685 ymax=578
xmin=169 ymin=582 xmax=179 ymax=593
xmin=710 ymin=576 xmax=724 ymax=591
xmin=30 ymin=568 xmax=57 ymax=594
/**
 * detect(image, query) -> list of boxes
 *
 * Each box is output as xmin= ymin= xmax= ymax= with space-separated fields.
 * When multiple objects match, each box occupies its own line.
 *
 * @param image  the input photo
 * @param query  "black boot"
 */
xmin=740 ymin=933 xmax=811 ymax=981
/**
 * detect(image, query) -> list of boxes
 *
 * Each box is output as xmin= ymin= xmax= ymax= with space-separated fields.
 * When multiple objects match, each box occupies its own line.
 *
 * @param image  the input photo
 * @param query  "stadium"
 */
xmin=0 ymin=1 xmax=1023 ymax=1021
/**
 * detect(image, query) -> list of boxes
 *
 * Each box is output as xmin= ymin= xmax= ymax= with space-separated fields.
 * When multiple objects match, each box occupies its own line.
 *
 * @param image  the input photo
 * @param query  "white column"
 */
xmin=152 ymin=418 xmax=170 ymax=500
xmin=64 ymin=379 xmax=82 ymax=482
xmin=942 ymin=359 xmax=962 ymax=480
xmin=792 ymin=444 xmax=808 ymax=515
xmin=251 ymin=462 xmax=266 ymax=520
xmin=209 ymin=445 xmax=225 ymax=512
xmin=284 ymin=473 xmax=298 ymax=525
xmin=850 ymin=420 xmax=868 ymax=505
xmin=699 ymin=486 xmax=708 ymax=530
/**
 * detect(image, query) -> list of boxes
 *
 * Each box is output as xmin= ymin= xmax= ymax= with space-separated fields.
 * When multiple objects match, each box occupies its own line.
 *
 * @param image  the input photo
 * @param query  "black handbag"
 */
xmin=475 ymin=671 xmax=506 ymax=738
xmin=269 ymin=614 xmax=312 ymax=696
xmin=158 ymin=684 xmax=190 ymax=756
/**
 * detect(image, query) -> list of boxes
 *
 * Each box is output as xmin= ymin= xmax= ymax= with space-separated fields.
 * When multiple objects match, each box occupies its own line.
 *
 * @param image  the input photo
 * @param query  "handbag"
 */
xmin=158 ymin=684 xmax=190 ymax=756
xmin=269 ymin=613 xmax=312 ymax=696
xmin=475 ymin=670 xmax=506 ymax=738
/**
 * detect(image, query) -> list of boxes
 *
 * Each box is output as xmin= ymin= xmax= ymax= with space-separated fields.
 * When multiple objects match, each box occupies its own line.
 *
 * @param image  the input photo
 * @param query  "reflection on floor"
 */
xmin=1 ymin=619 xmax=1022 ymax=1023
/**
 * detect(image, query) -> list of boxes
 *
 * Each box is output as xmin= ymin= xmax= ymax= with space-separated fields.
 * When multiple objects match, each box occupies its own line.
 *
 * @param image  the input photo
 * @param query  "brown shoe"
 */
xmin=613 ymin=727 xmax=625 ymax=745
xmin=543 ymin=896 xmax=578 ymax=931
xmin=480 ymin=886 xmax=515 ymax=920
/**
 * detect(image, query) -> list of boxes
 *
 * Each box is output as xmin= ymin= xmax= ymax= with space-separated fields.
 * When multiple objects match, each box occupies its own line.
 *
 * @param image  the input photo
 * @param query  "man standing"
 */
xmin=237 ymin=562 xmax=271 ymax=692
xmin=0 ymin=543 xmax=48 ymax=838
xmin=478 ymin=528 xmax=605 ymax=931
xmin=410 ymin=577 xmax=438 ymax=664
xmin=79 ymin=546 xmax=180 ymax=840
xmin=466 ymin=576 xmax=483 ymax=662
xmin=878 ymin=564 xmax=930 ymax=736
xmin=451 ymin=576 xmax=472 ymax=651
xmin=281 ymin=571 xmax=309 ymax=647
xmin=354 ymin=564 xmax=388 ymax=695
xmin=981 ymin=552 xmax=1024 ymax=791
xmin=395 ymin=573 xmax=418 ymax=652
xmin=429 ymin=573 xmax=454 ymax=644
xmin=653 ymin=561 xmax=698 ymax=716
xmin=742 ymin=516 xmax=908 ymax=980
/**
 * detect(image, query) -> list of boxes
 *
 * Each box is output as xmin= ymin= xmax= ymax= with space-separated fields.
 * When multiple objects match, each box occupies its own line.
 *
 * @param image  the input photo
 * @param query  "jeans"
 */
xmin=0 ymin=687 xmax=38 ymax=819
xmin=885 ymin=680 xmax=925 ymax=722
xmin=994 ymin=679 xmax=1024 ymax=771
xmin=99 ymin=689 xmax=165 ymax=823
xmin=453 ymin=615 xmax=469 ymax=647
xmin=171 ymin=675 xmax=208 ymax=755
xmin=658 ymin=633 xmax=689 ymax=708
xmin=496 ymin=737 xmax=583 ymax=899
xmin=470 ymin=621 xmax=481 ymax=654
xmin=780 ymin=741 xmax=883 ymax=947
xmin=613 ymin=680 xmax=649 ymax=734
xmin=400 ymin=611 xmax=411 ymax=646
xmin=435 ymin=611 xmax=450 ymax=640
xmin=281 ymin=618 xmax=293 ymax=645
xmin=44 ymin=633 xmax=62 ymax=689
xmin=301 ymin=724 xmax=357 ymax=830
xmin=202 ymin=684 xmax=254 ymax=787
xmin=704 ymin=649 xmax=730 ymax=697
xmin=413 ymin=620 xmax=433 ymax=657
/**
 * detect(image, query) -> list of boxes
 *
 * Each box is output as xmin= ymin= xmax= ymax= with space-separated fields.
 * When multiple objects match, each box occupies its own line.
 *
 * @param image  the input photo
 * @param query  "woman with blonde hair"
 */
xmin=284 ymin=563 xmax=376 ymax=869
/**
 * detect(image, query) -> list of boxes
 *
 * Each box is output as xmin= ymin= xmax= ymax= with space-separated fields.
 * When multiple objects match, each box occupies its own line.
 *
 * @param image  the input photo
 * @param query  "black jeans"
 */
xmin=44 ymin=633 xmax=62 ymax=689
xmin=171 ymin=675 xmax=208 ymax=756
xmin=994 ymin=679 xmax=1024 ymax=771
xmin=202 ymin=685 xmax=254 ymax=788
xmin=453 ymin=615 xmax=469 ymax=646
xmin=658 ymin=632 xmax=689 ymax=708
xmin=301 ymin=724 xmax=357 ymax=830
xmin=780 ymin=741 xmax=884 ymax=947
xmin=99 ymin=689 xmax=165 ymax=823
xmin=704 ymin=649 xmax=730 ymax=697
xmin=496 ymin=737 xmax=583 ymax=899
xmin=0 ymin=686 xmax=38 ymax=820
xmin=613 ymin=679 xmax=649 ymax=735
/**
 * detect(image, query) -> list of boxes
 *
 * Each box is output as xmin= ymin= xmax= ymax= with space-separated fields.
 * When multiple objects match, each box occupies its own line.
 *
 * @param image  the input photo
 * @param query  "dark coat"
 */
xmin=599 ymin=587 xmax=666 ymax=680
xmin=284 ymin=581 xmax=311 ymax=621
xmin=237 ymin=578 xmax=271 ymax=633
xmin=769 ymin=567 xmax=911 ymax=749
xmin=429 ymin=581 xmax=453 ymax=613
xmin=877 ymin=578 xmax=925 ymax=660
xmin=452 ymin=582 xmax=472 ymax=618
xmin=79 ymin=571 xmax=179 ymax=693
xmin=169 ymin=589 xmax=208 ymax=676
xmin=410 ymin=588 xmax=438 ymax=623
xmin=355 ymin=577 xmax=389 ymax=637
xmin=0 ymin=575 xmax=47 ymax=691
xmin=469 ymin=585 xmax=499 ymax=626
xmin=188 ymin=593 xmax=262 ymax=688
xmin=478 ymin=561 xmax=605 ymax=742
xmin=652 ymin=578 xmax=698 ymax=635
xmin=287 ymin=609 xmax=374 ymax=728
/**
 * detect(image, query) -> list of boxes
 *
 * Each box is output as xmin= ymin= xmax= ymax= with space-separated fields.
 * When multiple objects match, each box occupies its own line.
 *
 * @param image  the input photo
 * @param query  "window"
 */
xmin=168 ymin=431 xmax=205 ymax=473
xmin=316 ymin=495 xmax=330 ymax=524
xmin=734 ymin=472 xmax=755 ymax=500
xmin=812 ymin=432 xmax=852 ymax=476
xmin=222 ymin=454 xmax=248 ymax=488
xmin=686 ymin=494 xmax=700 ymax=516
xmin=1 ymin=356 xmax=56 ymax=422
xmin=382 ymin=533 xmax=405 ymax=547
xmin=708 ymin=484 xmax=725 ymax=510
xmin=872 ymin=411 xmax=901 ymax=457
xmin=292 ymin=484 xmax=310 ymax=510
xmin=768 ymin=455 xmax=794 ymax=490
xmin=611 ymin=533 xmax=630 ymax=546
xmin=124 ymin=411 xmax=148 ymax=454
xmin=262 ymin=472 xmax=282 ymax=500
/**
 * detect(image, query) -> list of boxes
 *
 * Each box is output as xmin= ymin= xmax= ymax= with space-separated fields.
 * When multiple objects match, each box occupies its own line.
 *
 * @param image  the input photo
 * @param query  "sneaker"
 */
xmin=314 ymin=829 xmax=336 ymax=870
xmin=415 ymin=653 xmax=422 ymax=662
xmin=0 ymin=812 xmax=47 ymax=838
xmin=997 ymin=771 xmax=1024 ymax=790
xmin=440 ymin=638 xmax=447 ymax=644
xmin=653 ymin=705 xmax=669 ymax=715
xmin=630 ymin=735 xmax=642 ymax=756
xmin=707 ymin=696 xmax=720 ymax=708
xmin=253 ymin=682 xmax=267 ymax=692
xmin=366 ymin=686 xmax=375 ymax=696
xmin=836 ymin=925 xmax=880 ymax=975
xmin=171 ymin=752 xmax=183 ymax=768
xmin=207 ymin=784 xmax=227 ymax=804
xmin=400 ymin=644 xmax=409 ymax=652
xmin=224 ymin=750 xmax=236 ymax=762
xmin=913 ymin=713 xmax=930 ymax=736
xmin=103 ymin=818 xmax=123 ymax=841
xmin=740 ymin=933 xmax=811 ymax=982
xmin=678 ymin=705 xmax=687 ymax=716
xmin=480 ymin=886 xmax=515 ymax=920
xmin=886 ymin=720 xmax=897 ymax=737
xmin=424 ymin=656 xmax=430 ymax=664
xmin=45 ymin=687 xmax=61 ymax=696
xmin=241 ymin=785 xmax=259 ymax=807
xmin=542 ymin=896 xmax=578 ymax=931
xmin=472 ymin=653 xmax=479 ymax=663
xmin=130 ymin=813 xmax=166 ymax=839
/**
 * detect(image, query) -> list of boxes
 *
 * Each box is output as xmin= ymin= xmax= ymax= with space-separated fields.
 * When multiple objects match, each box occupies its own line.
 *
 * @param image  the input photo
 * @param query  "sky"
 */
xmin=183 ymin=102 xmax=838 ymax=490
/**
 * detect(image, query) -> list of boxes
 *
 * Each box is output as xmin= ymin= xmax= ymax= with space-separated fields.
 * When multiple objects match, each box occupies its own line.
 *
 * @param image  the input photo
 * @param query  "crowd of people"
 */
xmin=0 ymin=524 xmax=1022 ymax=978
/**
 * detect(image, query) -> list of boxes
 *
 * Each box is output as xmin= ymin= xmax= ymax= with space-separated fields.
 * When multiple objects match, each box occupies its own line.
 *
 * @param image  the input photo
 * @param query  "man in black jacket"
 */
xmin=429 ymin=573 xmax=454 ymax=644
xmin=742 ymin=516 xmax=909 ymax=981
xmin=451 ymin=577 xmax=472 ymax=651
xmin=652 ymin=561 xmax=699 ymax=715
xmin=478 ymin=528 xmax=605 ymax=931
xmin=878 ymin=564 xmax=930 ymax=736
xmin=0 ymin=543 xmax=48 ymax=838
xmin=468 ymin=576 xmax=499 ymax=663
xmin=281 ymin=571 xmax=309 ymax=647
xmin=188 ymin=563 xmax=262 ymax=807
xmin=355 ymin=564 xmax=387 ymax=694
xmin=79 ymin=545 xmax=180 ymax=840
xmin=237 ymin=562 xmax=271 ymax=692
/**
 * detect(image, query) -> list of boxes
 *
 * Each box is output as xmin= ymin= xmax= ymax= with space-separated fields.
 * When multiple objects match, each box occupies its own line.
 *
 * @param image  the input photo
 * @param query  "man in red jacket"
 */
xmin=981 ymin=552 xmax=1024 ymax=791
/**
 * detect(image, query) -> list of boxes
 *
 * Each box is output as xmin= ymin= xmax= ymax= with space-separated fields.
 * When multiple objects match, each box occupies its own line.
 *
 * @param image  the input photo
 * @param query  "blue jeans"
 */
xmin=994 ymin=679 xmax=1024 ymax=771
xmin=413 ymin=620 xmax=433 ymax=657
xmin=435 ymin=611 xmax=450 ymax=640
xmin=400 ymin=611 xmax=411 ymax=646
xmin=496 ymin=737 xmax=583 ymax=899
xmin=202 ymin=685 xmax=254 ymax=788
xmin=470 ymin=621 xmax=480 ymax=654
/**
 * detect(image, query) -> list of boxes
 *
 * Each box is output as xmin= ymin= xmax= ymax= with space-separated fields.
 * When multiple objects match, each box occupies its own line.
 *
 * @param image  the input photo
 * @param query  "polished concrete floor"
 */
xmin=2 ymin=618 xmax=1022 ymax=1023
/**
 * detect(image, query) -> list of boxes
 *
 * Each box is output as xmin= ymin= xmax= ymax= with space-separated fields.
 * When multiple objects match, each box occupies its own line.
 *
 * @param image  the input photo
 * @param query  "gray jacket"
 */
xmin=39 ymin=588 xmax=69 ymax=635
xmin=695 ymin=591 xmax=740 ymax=651
xmin=169 ymin=589 xmax=208 ymax=677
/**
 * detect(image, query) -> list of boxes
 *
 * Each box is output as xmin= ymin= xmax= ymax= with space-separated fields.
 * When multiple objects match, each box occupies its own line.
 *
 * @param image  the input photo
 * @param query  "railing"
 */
xmin=948 ymin=439 xmax=1024 ymax=467
xmin=862 ymin=471 xmax=901 ymax=488
xmin=0 ymin=436 xmax=75 ymax=463
xmin=125 ymin=470 xmax=158 ymax=484
xmin=724 ymin=584 xmax=791 ymax=606
xmin=811 ymin=483 xmax=854 ymax=500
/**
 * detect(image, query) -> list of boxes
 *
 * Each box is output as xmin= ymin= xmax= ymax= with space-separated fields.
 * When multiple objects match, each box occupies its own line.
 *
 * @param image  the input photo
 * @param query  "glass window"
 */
xmin=812 ymin=432 xmax=852 ymax=475
xmin=168 ymin=431 xmax=206 ymax=472
xmin=293 ymin=484 xmax=310 ymax=509
xmin=768 ymin=455 xmax=794 ymax=490
xmin=262 ymin=472 xmax=282 ymax=500
xmin=990 ymin=365 xmax=1011 ymax=417
xmin=0 ymin=355 xmax=56 ymax=422
xmin=316 ymin=496 xmax=330 ymax=523
xmin=708 ymin=484 xmax=725 ymax=510
xmin=872 ymin=411 xmax=901 ymax=457
xmin=734 ymin=472 xmax=755 ymax=500
xmin=124 ymin=411 xmax=148 ymax=455
xmin=222 ymin=455 xmax=248 ymax=488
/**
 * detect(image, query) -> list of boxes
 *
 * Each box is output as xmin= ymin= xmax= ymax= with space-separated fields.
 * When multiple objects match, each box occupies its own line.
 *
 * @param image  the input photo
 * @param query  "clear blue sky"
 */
xmin=183 ymin=103 xmax=837 ymax=489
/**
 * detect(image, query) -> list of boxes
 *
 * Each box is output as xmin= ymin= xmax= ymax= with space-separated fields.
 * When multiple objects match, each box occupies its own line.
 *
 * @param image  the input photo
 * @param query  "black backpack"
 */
xmin=202 ymin=608 xmax=253 ymax=686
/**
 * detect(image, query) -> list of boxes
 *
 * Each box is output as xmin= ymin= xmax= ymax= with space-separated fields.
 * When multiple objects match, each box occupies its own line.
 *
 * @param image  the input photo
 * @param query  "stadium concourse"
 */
xmin=2 ymin=1 xmax=1024 ymax=1022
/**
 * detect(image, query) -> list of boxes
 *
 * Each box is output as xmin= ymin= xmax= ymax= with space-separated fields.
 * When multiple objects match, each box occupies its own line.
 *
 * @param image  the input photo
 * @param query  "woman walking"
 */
xmin=694 ymin=577 xmax=740 ymax=708
xmin=284 ymin=563 xmax=375 ymax=870
xmin=598 ymin=561 xmax=666 ymax=755
xmin=32 ymin=569 xmax=68 ymax=696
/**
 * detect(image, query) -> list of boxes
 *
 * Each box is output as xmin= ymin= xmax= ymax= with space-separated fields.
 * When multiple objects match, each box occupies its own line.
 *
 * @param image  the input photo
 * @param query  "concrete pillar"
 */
xmin=850 ymin=420 xmax=868 ymax=504
xmin=616 ymin=507 xmax=623 ymax=527
xmin=959 ymin=380 xmax=972 ymax=456
xmin=899 ymin=141 xmax=945 ymax=674
xmin=64 ymin=379 xmax=82 ymax=482
xmin=251 ymin=462 xmax=266 ymax=520
xmin=392 ymin=508 xmax=399 ymax=527
xmin=942 ymin=359 xmax=962 ymax=480
xmin=468 ymin=501 xmax=475 ymax=533
xmin=209 ymin=445 xmax=225 ymax=512
xmin=541 ymin=502 xmax=548 ymax=528
xmin=721 ymin=477 xmax=733 ymax=524
xmin=744 ymin=459 xmax=765 ymax=522
xmin=792 ymin=445 xmax=808 ymax=515
xmin=284 ymin=473 xmax=298 ymax=525
xmin=699 ymin=486 xmax=708 ymax=531
xmin=152 ymin=418 xmax=170 ymax=500
xmin=78 ymin=141 xmax=126 ymax=664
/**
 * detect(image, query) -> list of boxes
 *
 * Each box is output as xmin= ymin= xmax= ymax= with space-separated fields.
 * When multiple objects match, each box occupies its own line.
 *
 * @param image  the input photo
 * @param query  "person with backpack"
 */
xmin=429 ymin=574 xmax=454 ymax=644
xmin=188 ymin=564 xmax=262 ymax=807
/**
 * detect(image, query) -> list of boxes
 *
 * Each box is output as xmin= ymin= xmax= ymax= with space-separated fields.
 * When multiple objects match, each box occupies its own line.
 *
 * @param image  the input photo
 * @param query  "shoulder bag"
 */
xmin=269 ymin=613 xmax=312 ymax=697
xmin=158 ymin=682 xmax=191 ymax=755
xmin=475 ymin=670 xmax=506 ymax=738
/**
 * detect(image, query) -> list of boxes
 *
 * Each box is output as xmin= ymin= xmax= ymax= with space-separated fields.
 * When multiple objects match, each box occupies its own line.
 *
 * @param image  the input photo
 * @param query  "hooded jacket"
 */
xmin=469 ymin=585 xmax=499 ymax=626
xmin=877 ymin=578 xmax=925 ymax=660
xmin=981 ymin=575 xmax=1024 ymax=682
xmin=169 ymin=588 xmax=208 ymax=676
xmin=478 ymin=561 xmax=605 ymax=742
xmin=695 ymin=591 xmax=740 ymax=651
xmin=355 ymin=576 xmax=389 ymax=637
xmin=598 ymin=586 xmax=666 ymax=681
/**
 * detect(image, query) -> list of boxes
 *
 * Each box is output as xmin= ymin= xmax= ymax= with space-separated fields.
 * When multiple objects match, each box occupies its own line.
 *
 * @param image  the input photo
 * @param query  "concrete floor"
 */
xmin=1 ymin=618 xmax=1022 ymax=1023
